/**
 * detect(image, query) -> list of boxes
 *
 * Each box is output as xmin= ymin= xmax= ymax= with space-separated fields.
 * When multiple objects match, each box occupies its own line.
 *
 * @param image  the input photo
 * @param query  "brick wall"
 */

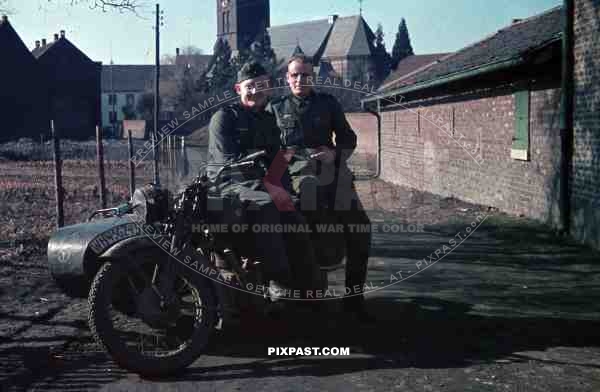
xmin=379 ymin=85 xmax=563 ymax=224
xmin=345 ymin=112 xmax=378 ymax=156
xmin=572 ymin=0 xmax=600 ymax=248
xmin=344 ymin=112 xmax=378 ymax=176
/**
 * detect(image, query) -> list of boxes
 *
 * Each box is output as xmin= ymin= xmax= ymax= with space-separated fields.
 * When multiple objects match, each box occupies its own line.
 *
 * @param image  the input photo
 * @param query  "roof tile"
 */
xmin=268 ymin=18 xmax=333 ymax=62
xmin=380 ymin=6 xmax=563 ymax=94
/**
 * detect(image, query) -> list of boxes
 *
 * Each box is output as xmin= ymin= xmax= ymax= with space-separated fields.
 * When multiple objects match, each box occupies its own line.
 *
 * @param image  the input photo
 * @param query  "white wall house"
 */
xmin=101 ymin=51 xmax=211 ymax=138
xmin=101 ymin=90 xmax=145 ymax=136
xmin=101 ymin=65 xmax=154 ymax=138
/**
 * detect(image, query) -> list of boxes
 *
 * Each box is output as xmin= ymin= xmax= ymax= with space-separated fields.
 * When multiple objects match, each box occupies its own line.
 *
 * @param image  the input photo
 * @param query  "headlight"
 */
xmin=131 ymin=184 xmax=170 ymax=223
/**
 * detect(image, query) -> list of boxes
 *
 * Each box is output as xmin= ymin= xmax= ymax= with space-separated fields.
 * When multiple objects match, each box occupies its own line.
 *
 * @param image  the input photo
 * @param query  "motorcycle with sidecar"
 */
xmin=47 ymin=149 xmax=346 ymax=377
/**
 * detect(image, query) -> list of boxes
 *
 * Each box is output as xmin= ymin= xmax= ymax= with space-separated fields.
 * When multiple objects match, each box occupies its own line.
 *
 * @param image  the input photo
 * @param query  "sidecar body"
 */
xmin=47 ymin=215 xmax=162 ymax=297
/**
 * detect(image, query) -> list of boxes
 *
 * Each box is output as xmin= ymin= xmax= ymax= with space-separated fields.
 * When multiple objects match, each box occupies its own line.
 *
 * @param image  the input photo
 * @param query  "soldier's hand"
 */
xmin=315 ymin=146 xmax=336 ymax=164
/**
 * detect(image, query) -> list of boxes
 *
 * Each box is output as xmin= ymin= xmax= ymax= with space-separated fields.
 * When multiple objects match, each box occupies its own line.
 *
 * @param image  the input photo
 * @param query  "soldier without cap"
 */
xmin=267 ymin=54 xmax=373 ymax=320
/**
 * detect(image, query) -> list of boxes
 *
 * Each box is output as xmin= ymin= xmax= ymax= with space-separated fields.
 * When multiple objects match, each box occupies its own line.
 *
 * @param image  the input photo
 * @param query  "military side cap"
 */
xmin=237 ymin=61 xmax=267 ymax=82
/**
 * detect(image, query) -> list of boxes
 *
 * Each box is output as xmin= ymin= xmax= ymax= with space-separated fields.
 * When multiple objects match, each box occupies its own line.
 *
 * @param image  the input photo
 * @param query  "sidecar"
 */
xmin=47 ymin=185 xmax=170 ymax=298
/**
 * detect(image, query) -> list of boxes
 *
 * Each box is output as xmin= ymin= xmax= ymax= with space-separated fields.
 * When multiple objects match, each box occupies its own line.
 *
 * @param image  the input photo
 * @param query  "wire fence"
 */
xmin=0 ymin=133 xmax=375 ymax=245
xmin=0 ymin=136 xmax=196 ymax=249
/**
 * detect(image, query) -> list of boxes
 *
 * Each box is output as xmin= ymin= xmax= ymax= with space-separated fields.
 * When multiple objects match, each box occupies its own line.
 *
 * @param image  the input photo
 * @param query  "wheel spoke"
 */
xmin=151 ymin=264 xmax=160 ymax=285
xmin=127 ymin=276 xmax=140 ymax=295
xmin=98 ymin=260 xmax=211 ymax=360
xmin=176 ymin=278 xmax=192 ymax=295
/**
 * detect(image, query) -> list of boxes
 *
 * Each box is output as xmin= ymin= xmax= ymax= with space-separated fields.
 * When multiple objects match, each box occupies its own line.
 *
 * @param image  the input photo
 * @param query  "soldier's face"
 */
xmin=235 ymin=75 xmax=271 ymax=110
xmin=287 ymin=60 xmax=314 ymax=97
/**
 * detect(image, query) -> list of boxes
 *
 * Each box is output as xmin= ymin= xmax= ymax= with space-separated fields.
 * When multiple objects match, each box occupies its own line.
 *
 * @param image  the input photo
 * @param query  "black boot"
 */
xmin=342 ymin=295 xmax=375 ymax=324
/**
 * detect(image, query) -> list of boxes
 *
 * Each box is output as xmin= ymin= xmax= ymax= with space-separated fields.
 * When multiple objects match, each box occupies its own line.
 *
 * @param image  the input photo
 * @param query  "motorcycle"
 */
xmin=47 ymin=149 xmax=346 ymax=377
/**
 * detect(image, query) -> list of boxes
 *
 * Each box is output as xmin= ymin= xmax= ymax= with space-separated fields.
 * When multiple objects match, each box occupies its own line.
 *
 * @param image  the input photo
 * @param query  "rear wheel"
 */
xmin=88 ymin=250 xmax=216 ymax=377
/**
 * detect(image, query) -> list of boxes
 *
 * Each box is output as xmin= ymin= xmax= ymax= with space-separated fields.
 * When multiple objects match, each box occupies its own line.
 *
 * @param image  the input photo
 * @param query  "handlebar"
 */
xmin=309 ymin=151 xmax=327 ymax=160
xmin=202 ymin=149 xmax=268 ymax=185
xmin=87 ymin=202 xmax=133 ymax=221
xmin=290 ymin=148 xmax=331 ymax=161
xmin=199 ymin=148 xmax=327 ymax=187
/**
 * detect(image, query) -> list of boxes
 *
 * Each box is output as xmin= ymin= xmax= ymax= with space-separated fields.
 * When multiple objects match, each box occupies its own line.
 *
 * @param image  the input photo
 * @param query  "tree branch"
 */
xmin=88 ymin=0 xmax=143 ymax=13
xmin=0 ymin=0 xmax=13 ymax=15
xmin=2 ymin=1 xmax=145 ymax=15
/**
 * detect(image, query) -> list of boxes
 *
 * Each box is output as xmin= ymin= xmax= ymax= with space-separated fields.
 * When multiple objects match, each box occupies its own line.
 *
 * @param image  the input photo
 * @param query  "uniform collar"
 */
xmin=290 ymin=91 xmax=316 ymax=106
xmin=236 ymin=101 xmax=265 ymax=116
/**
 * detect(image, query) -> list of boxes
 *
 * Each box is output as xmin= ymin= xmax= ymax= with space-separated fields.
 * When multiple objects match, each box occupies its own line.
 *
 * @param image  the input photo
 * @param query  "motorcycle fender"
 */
xmin=98 ymin=235 xmax=169 ymax=261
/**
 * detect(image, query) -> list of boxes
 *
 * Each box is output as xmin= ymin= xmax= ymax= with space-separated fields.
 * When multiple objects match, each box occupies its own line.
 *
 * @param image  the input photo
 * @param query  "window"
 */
xmin=159 ymin=111 xmax=174 ymax=121
xmin=511 ymin=89 xmax=530 ymax=160
xmin=109 ymin=111 xmax=117 ymax=123
xmin=126 ymin=94 xmax=135 ymax=105
xmin=108 ymin=94 xmax=116 ymax=105
xmin=225 ymin=11 xmax=230 ymax=32
xmin=222 ymin=12 xmax=231 ymax=33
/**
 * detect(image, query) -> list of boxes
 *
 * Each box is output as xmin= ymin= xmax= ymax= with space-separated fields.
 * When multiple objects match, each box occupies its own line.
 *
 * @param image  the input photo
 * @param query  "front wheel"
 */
xmin=88 ymin=250 xmax=216 ymax=377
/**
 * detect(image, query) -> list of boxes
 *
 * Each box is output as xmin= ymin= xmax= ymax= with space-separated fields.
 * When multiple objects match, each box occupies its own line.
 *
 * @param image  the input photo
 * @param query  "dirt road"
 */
xmin=1 ymin=163 xmax=600 ymax=391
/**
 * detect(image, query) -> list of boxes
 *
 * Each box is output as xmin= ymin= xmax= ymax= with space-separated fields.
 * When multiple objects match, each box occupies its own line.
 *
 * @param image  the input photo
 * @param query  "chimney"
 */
xmin=176 ymin=47 xmax=180 ymax=56
xmin=60 ymin=30 xmax=65 ymax=38
xmin=512 ymin=18 xmax=522 ymax=24
xmin=54 ymin=33 xmax=59 ymax=41
xmin=328 ymin=14 xmax=338 ymax=25
xmin=35 ymin=40 xmax=41 ymax=49
xmin=41 ymin=38 xmax=47 ymax=46
xmin=1 ymin=15 xmax=7 ymax=23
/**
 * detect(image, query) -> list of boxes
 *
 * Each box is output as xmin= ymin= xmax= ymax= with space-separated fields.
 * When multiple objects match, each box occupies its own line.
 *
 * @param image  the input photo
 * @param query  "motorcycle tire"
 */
xmin=88 ymin=249 xmax=217 ymax=377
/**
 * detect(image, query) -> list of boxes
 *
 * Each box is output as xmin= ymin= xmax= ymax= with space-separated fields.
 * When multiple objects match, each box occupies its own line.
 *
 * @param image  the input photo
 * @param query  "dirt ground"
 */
xmin=1 ymin=159 xmax=600 ymax=391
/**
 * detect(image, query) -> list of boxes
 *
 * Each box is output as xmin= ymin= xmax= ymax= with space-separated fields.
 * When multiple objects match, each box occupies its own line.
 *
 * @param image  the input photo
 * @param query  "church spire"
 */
xmin=292 ymin=43 xmax=304 ymax=56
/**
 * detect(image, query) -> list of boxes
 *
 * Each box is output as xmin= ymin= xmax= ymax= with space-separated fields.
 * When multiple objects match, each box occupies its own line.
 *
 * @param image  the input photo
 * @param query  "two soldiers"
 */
xmin=207 ymin=57 xmax=372 ymax=319
xmin=206 ymin=61 xmax=320 ymax=299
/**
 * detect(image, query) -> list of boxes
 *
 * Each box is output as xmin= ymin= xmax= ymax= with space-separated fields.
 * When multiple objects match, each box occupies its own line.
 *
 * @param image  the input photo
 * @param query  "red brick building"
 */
xmin=362 ymin=2 xmax=600 ymax=249
xmin=572 ymin=0 xmax=600 ymax=247
xmin=360 ymin=8 xmax=562 ymax=232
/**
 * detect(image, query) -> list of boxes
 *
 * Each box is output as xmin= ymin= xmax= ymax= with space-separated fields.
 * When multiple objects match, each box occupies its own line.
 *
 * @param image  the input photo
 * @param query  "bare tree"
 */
xmin=0 ymin=0 xmax=13 ymax=14
xmin=71 ymin=0 xmax=144 ymax=13
xmin=161 ymin=54 xmax=176 ymax=65
xmin=1 ymin=0 xmax=144 ymax=15
xmin=179 ymin=46 xmax=204 ymax=55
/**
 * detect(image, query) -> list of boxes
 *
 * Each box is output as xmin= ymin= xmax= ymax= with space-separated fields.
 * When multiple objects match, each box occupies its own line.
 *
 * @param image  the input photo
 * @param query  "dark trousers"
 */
xmin=217 ymin=186 xmax=322 ymax=293
xmin=291 ymin=163 xmax=371 ymax=297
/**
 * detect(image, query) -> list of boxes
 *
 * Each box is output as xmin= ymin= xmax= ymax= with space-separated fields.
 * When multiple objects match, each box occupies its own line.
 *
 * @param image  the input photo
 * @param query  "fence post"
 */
xmin=167 ymin=134 xmax=171 ymax=168
xmin=169 ymin=134 xmax=173 ymax=168
xmin=128 ymin=130 xmax=135 ymax=198
xmin=173 ymin=135 xmax=178 ymax=173
xmin=152 ymin=131 xmax=160 ymax=186
xmin=51 ymin=120 xmax=64 ymax=228
xmin=96 ymin=126 xmax=107 ymax=208
xmin=181 ymin=136 xmax=189 ymax=177
xmin=170 ymin=135 xmax=174 ymax=168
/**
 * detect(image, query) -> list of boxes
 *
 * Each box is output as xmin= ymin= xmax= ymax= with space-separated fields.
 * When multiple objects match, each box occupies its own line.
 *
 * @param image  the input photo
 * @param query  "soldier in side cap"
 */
xmin=206 ymin=61 xmax=322 ymax=300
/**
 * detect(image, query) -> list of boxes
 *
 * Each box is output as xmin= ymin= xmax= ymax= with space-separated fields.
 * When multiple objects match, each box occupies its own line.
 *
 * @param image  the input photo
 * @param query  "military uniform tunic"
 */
xmin=268 ymin=91 xmax=356 ymax=191
xmin=267 ymin=91 xmax=371 ymax=298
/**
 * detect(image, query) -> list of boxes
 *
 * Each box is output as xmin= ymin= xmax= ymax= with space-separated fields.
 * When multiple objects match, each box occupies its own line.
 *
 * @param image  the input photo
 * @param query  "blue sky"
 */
xmin=7 ymin=0 xmax=562 ymax=64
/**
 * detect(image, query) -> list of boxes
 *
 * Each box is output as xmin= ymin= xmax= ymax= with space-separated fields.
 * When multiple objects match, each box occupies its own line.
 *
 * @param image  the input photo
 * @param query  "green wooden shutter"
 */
xmin=511 ymin=90 xmax=530 ymax=160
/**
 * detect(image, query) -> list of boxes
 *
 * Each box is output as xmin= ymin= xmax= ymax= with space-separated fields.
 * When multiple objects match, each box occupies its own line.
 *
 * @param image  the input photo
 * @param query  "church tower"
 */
xmin=217 ymin=0 xmax=270 ymax=53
